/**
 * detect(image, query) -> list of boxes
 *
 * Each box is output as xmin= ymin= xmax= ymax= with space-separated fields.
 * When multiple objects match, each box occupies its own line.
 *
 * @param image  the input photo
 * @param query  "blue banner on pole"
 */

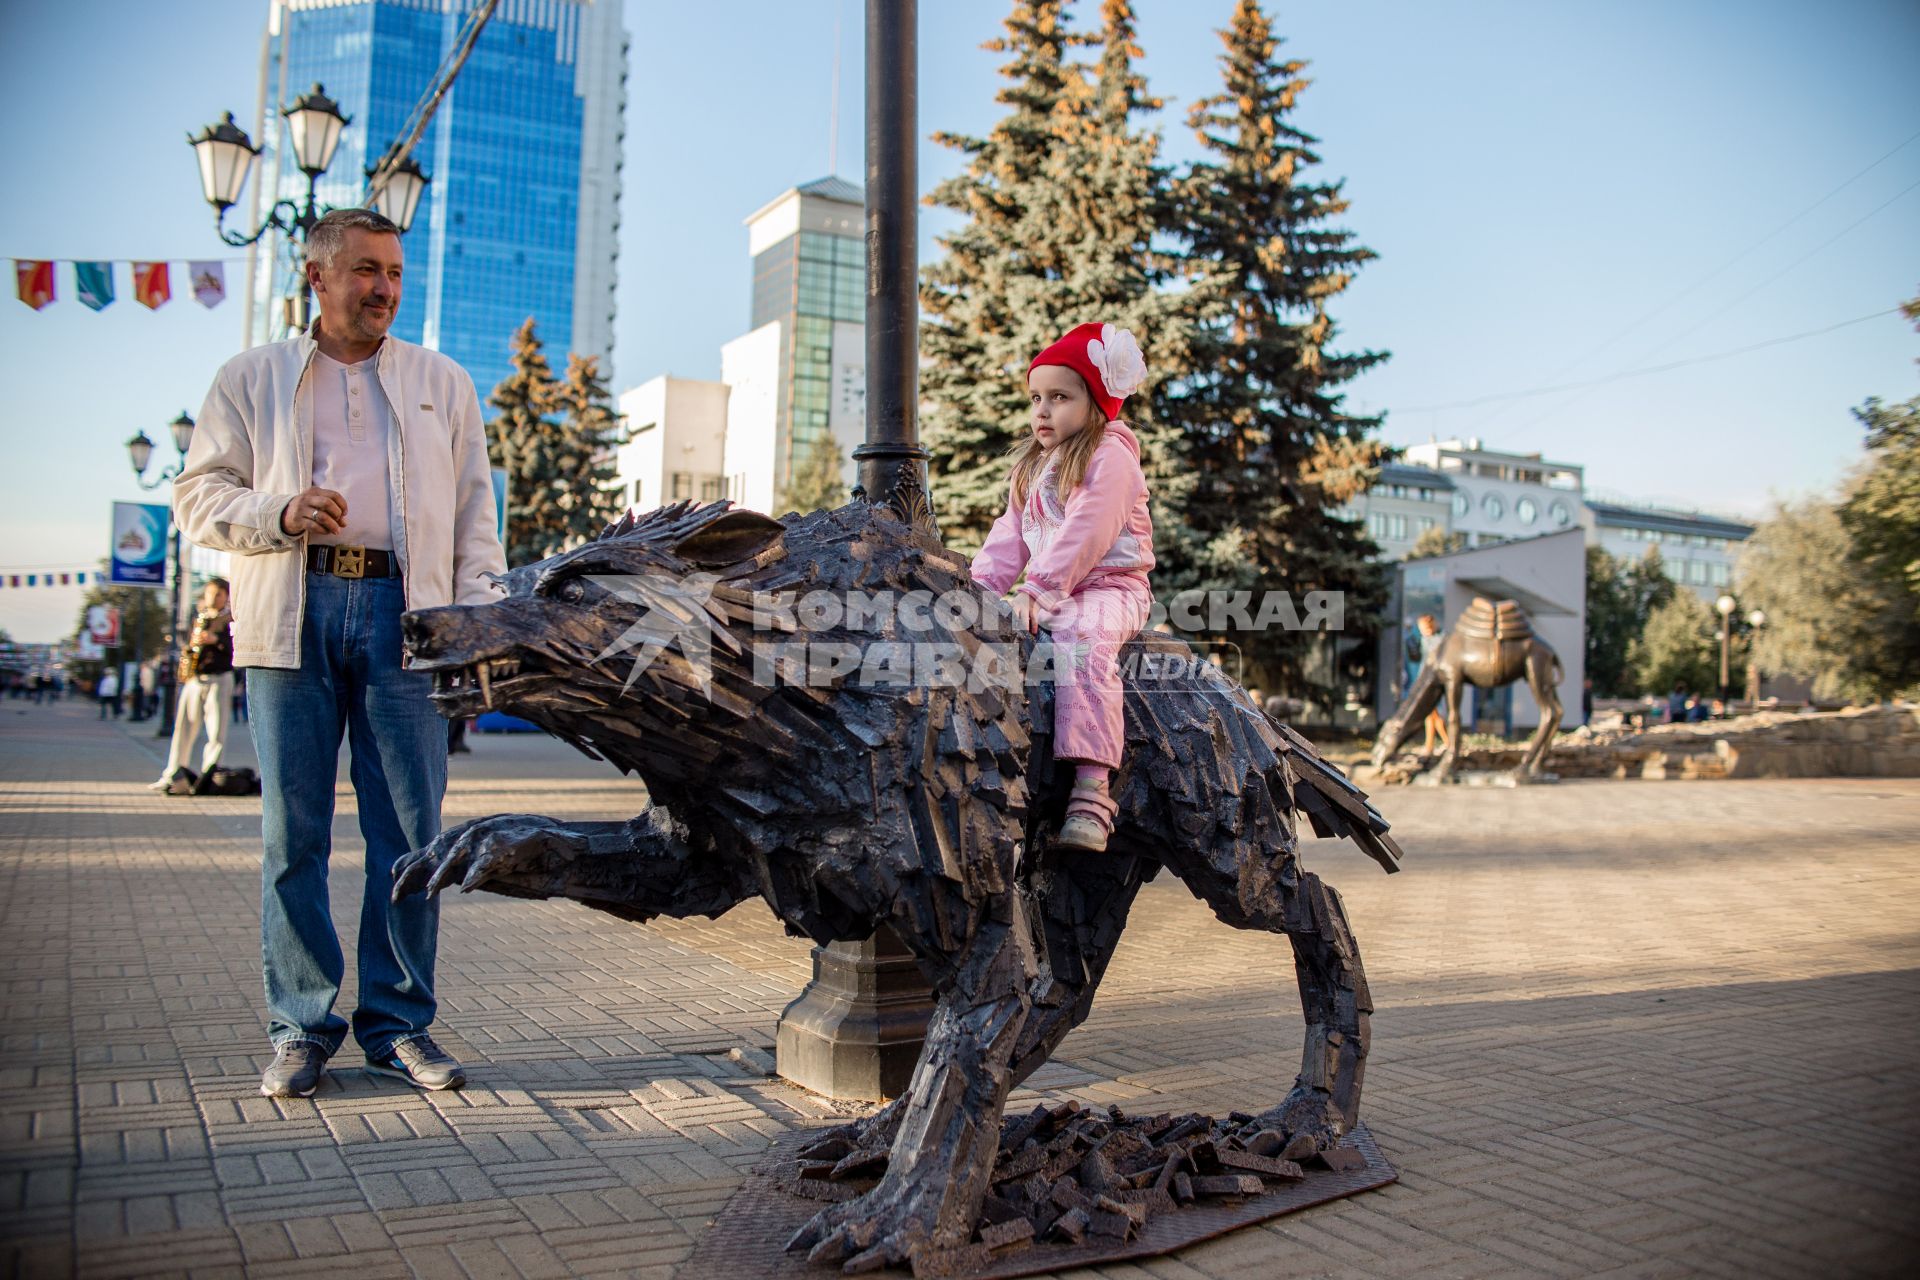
xmin=109 ymin=502 xmax=169 ymax=585
xmin=491 ymin=467 xmax=508 ymax=542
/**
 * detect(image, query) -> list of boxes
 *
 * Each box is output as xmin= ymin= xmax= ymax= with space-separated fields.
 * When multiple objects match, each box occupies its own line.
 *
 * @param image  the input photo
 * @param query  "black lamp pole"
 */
xmin=774 ymin=0 xmax=938 ymax=1102
xmin=850 ymin=0 xmax=935 ymax=539
xmin=129 ymin=413 xmax=196 ymax=736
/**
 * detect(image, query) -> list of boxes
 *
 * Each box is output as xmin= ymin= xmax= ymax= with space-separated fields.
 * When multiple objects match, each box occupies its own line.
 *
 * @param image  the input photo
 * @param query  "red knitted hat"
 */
xmin=1027 ymin=322 xmax=1148 ymax=423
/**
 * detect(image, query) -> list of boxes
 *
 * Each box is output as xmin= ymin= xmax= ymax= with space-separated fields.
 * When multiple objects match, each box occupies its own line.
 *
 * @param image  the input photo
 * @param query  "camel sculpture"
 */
xmin=1371 ymin=597 xmax=1564 ymax=783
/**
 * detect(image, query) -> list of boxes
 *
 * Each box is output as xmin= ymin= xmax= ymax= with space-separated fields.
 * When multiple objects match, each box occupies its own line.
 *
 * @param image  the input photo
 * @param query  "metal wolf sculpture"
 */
xmin=395 ymin=500 xmax=1403 ymax=1273
xmin=1371 ymin=597 xmax=1564 ymax=784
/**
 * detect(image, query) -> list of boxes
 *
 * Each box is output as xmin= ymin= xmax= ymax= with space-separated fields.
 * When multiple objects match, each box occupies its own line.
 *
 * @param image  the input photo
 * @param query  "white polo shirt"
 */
xmin=308 ymin=350 xmax=396 ymax=550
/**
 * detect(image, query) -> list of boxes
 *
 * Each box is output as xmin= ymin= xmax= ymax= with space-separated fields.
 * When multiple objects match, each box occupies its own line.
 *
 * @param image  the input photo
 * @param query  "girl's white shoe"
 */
xmin=1056 ymin=813 xmax=1110 ymax=851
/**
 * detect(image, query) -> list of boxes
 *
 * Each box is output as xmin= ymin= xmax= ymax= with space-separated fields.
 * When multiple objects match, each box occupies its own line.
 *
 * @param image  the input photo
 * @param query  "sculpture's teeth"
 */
xmin=476 ymin=661 xmax=492 ymax=709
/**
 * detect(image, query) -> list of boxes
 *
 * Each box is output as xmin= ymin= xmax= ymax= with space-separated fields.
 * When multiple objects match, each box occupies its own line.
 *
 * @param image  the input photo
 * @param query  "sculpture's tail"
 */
xmin=1269 ymin=721 xmax=1405 ymax=875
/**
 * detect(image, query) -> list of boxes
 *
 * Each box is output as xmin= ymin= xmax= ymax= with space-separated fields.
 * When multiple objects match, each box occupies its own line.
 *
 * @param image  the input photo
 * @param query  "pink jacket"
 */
xmin=971 ymin=421 xmax=1156 ymax=611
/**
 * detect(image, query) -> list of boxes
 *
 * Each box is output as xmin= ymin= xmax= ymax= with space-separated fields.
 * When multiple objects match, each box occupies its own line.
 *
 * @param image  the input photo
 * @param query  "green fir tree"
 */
xmin=921 ymin=0 xmax=1190 ymax=551
xmin=488 ymin=321 xmax=622 ymax=566
xmin=1162 ymin=0 xmax=1391 ymax=696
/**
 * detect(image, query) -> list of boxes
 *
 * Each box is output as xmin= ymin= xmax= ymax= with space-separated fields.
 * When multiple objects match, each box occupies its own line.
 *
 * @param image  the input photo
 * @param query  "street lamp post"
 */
xmin=1714 ymin=594 xmax=1736 ymax=708
xmin=128 ymin=413 xmax=196 ymax=736
xmin=1745 ymin=609 xmax=1766 ymax=710
xmin=773 ymin=0 xmax=939 ymax=1103
xmin=188 ymin=85 xmax=429 ymax=333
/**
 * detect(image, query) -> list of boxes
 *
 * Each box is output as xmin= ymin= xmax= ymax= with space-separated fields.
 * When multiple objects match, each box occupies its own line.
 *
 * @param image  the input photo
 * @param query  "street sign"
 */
xmin=109 ymin=502 xmax=170 ymax=585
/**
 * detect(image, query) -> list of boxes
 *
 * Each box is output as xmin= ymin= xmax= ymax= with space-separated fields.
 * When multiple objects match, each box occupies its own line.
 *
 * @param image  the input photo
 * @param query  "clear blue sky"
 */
xmin=2 ymin=1 xmax=1916 ymax=643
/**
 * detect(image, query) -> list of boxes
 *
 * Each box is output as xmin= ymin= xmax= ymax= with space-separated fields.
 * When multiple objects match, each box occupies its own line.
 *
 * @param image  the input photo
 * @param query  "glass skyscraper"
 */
xmin=248 ymin=0 xmax=626 ymax=402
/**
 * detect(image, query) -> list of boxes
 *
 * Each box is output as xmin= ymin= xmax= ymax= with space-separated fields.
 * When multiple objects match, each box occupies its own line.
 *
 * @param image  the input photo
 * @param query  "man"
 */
xmin=149 ymin=578 xmax=235 ymax=792
xmin=174 ymin=208 xmax=505 ymax=1100
xmin=96 ymin=667 xmax=120 ymax=718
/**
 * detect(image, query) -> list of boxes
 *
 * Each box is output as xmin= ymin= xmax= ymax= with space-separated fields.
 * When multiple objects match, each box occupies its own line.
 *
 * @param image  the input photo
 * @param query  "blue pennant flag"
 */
xmin=74 ymin=261 xmax=115 ymax=311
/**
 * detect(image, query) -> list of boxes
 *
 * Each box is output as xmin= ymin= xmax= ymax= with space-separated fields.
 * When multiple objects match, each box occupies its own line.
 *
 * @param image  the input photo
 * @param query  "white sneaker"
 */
xmin=1056 ymin=813 xmax=1111 ymax=852
xmin=146 ymin=778 xmax=171 ymax=792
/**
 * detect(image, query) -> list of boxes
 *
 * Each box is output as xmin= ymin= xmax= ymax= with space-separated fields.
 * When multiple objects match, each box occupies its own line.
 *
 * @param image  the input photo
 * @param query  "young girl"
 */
xmin=971 ymin=323 xmax=1155 ymax=852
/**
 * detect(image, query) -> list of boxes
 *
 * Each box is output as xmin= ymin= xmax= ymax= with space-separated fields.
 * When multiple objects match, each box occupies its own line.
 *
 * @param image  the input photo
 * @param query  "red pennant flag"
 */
xmin=59 ymin=573 xmax=71 ymax=585
xmin=15 ymin=259 xmax=54 ymax=310
xmin=132 ymin=262 xmax=171 ymax=310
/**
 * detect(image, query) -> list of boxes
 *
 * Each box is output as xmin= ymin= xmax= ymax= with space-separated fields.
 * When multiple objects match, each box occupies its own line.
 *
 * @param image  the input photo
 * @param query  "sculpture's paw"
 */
xmin=392 ymin=814 xmax=568 ymax=902
xmin=795 ymin=1099 xmax=904 ymax=1163
xmin=785 ymin=1179 xmax=947 ymax=1274
xmin=1247 ymin=1087 xmax=1346 ymax=1161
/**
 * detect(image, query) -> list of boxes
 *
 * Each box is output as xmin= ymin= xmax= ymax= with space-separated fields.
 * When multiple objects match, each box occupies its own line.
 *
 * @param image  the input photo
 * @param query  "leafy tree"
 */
xmin=71 ymin=563 xmax=168 ymax=673
xmin=778 ymin=433 xmax=848 ymax=514
xmin=1409 ymin=526 xmax=1467 ymax=559
xmin=488 ymin=321 xmax=622 ymax=565
xmin=1586 ymin=545 xmax=1676 ymax=696
xmin=1840 ymin=392 xmax=1920 ymax=607
xmin=1159 ymin=0 xmax=1389 ymax=696
xmin=1627 ymin=588 xmax=1718 ymax=700
xmin=1737 ymin=495 xmax=1920 ymax=702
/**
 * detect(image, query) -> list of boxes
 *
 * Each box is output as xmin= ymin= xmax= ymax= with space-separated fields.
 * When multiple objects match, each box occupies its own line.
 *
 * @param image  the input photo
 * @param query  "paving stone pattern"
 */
xmin=2 ymin=698 xmax=1916 ymax=1278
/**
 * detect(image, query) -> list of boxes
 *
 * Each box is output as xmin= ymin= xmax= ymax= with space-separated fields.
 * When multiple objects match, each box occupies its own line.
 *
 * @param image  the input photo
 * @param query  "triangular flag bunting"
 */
xmin=74 ymin=262 xmax=114 ymax=311
xmin=132 ymin=262 xmax=171 ymax=310
xmin=15 ymin=260 xmax=54 ymax=310
xmin=189 ymin=261 xmax=226 ymax=308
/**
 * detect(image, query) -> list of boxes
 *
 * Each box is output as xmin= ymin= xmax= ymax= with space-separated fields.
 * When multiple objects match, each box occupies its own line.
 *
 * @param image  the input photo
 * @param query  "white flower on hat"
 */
xmin=1087 ymin=324 xmax=1147 ymax=399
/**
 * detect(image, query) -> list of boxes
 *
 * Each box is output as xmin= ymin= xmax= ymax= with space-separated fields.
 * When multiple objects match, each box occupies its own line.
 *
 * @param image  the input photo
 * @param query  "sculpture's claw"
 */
xmin=390 ymin=849 xmax=433 ymax=902
xmin=842 ymin=1241 xmax=898 ymax=1274
xmin=785 ymin=1216 xmax=828 ymax=1256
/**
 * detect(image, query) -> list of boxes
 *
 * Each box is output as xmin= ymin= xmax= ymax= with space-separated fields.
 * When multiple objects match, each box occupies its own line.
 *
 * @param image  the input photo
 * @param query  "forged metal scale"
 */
xmin=394 ymin=499 xmax=1404 ymax=1275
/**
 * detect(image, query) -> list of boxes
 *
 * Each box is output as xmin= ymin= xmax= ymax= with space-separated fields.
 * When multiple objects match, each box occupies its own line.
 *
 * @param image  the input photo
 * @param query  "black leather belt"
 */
xmin=307 ymin=545 xmax=400 ymax=579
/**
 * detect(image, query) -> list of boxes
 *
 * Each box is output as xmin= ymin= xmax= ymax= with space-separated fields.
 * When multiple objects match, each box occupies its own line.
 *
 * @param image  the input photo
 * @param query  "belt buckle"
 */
xmin=333 ymin=546 xmax=366 ymax=579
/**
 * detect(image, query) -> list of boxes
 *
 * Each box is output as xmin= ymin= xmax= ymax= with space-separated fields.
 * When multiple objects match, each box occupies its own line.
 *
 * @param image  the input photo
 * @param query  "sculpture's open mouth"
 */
xmin=428 ymin=655 xmax=544 ymax=714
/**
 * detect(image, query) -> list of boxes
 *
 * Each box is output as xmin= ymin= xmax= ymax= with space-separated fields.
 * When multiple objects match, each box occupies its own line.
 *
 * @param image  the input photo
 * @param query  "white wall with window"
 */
xmin=612 ymin=375 xmax=731 ymax=518
xmin=1586 ymin=501 xmax=1752 ymax=602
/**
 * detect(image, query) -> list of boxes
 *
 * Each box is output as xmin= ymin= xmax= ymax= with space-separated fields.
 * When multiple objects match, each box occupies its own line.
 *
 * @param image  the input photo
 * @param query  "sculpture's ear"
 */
xmin=672 ymin=509 xmax=786 ymax=567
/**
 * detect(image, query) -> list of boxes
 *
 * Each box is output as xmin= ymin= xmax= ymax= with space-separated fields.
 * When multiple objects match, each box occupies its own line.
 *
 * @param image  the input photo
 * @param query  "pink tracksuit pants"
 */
xmin=1037 ymin=575 xmax=1153 ymax=770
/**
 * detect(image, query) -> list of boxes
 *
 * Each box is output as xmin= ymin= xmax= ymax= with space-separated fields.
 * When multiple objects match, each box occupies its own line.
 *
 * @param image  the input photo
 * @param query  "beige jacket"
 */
xmin=174 ymin=332 xmax=506 ymax=669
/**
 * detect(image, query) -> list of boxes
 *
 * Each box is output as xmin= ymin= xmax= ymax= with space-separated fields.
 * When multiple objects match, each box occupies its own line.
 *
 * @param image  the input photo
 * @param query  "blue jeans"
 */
xmin=248 ymin=573 xmax=447 ymax=1059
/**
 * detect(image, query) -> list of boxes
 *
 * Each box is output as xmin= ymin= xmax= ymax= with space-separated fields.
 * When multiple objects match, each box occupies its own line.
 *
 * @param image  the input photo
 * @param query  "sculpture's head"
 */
xmin=400 ymin=501 xmax=789 ymax=776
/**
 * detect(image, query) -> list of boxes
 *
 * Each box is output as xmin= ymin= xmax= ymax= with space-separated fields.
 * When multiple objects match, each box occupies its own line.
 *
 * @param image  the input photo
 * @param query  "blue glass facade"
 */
xmin=264 ymin=0 xmax=606 ymax=403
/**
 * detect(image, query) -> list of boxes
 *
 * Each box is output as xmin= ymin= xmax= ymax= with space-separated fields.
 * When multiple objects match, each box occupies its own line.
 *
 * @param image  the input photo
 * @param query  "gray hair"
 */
xmin=306 ymin=207 xmax=401 ymax=270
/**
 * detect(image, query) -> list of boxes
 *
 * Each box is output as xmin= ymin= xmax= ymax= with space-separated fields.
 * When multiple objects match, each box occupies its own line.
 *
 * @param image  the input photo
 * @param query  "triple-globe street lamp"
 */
xmin=127 ymin=413 xmax=196 ymax=734
xmin=187 ymin=84 xmax=429 ymax=332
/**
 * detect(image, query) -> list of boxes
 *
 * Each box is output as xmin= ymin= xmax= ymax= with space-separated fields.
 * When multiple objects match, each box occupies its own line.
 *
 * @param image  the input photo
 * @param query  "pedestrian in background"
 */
xmin=96 ymin=668 xmax=120 ymax=719
xmin=150 ymin=579 xmax=236 ymax=791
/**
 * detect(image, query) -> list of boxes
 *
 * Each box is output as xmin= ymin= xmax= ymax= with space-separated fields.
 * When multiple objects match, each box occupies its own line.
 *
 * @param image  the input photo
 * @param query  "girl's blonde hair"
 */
xmin=1009 ymin=369 xmax=1110 ymax=508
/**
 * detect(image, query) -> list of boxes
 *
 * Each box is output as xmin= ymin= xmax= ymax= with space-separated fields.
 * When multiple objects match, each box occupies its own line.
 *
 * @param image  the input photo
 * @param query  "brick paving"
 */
xmin=2 ymin=696 xmax=1916 ymax=1278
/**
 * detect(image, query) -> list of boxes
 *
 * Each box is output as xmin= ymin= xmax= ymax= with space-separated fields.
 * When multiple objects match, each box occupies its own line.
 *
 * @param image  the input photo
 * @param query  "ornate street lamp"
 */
xmin=1744 ymin=609 xmax=1767 ymax=710
xmin=283 ymin=84 xmax=349 ymax=178
xmin=128 ymin=413 xmax=197 ymax=736
xmin=188 ymin=85 xmax=428 ymax=332
xmin=367 ymin=153 xmax=430 ymax=234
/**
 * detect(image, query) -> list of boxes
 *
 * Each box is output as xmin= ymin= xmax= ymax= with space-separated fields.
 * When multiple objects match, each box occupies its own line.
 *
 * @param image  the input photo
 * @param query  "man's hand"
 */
xmin=1010 ymin=592 xmax=1042 ymax=635
xmin=279 ymin=487 xmax=347 ymax=537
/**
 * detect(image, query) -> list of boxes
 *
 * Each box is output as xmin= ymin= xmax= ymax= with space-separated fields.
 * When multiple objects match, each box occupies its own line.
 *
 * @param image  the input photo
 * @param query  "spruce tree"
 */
xmin=777 ymin=434 xmax=848 ymax=514
xmin=922 ymin=0 xmax=1191 ymax=553
xmin=487 ymin=321 xmax=621 ymax=565
xmin=1166 ymin=0 xmax=1391 ymax=697
xmin=554 ymin=350 xmax=626 ymax=530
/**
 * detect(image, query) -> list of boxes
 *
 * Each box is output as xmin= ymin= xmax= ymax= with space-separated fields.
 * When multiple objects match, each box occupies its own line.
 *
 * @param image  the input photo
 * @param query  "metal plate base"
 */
xmin=682 ymin=1122 xmax=1397 ymax=1278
